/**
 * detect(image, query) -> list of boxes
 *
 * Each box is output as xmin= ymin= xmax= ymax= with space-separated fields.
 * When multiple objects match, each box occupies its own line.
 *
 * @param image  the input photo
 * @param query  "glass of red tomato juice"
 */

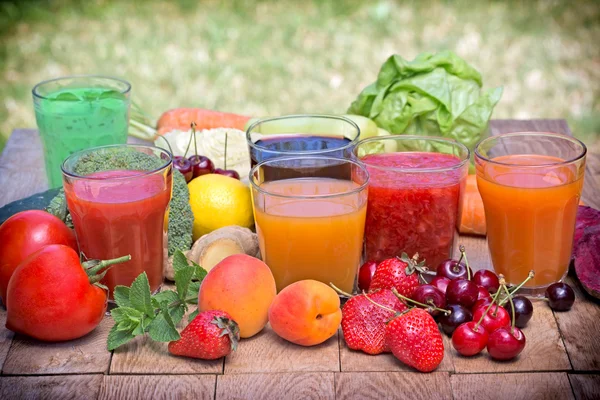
xmin=355 ymin=136 xmax=469 ymax=268
xmin=62 ymin=144 xmax=173 ymax=299
xmin=475 ymin=132 xmax=586 ymax=296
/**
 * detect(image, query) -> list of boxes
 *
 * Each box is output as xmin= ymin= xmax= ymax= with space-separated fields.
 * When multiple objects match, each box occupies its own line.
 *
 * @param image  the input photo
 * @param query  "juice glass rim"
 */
xmin=249 ymin=156 xmax=369 ymax=200
xmin=474 ymin=132 xmax=587 ymax=167
xmin=246 ymin=114 xmax=361 ymax=155
xmin=355 ymin=135 xmax=470 ymax=173
xmin=32 ymin=75 xmax=132 ymax=100
xmin=61 ymin=143 xmax=172 ymax=180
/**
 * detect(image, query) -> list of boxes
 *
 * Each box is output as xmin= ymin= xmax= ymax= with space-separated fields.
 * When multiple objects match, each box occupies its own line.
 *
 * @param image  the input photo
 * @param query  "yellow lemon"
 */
xmin=188 ymin=174 xmax=254 ymax=240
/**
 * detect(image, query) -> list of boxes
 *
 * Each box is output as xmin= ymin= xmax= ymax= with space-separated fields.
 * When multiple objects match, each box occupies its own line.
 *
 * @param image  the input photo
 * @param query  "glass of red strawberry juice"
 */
xmin=355 ymin=136 xmax=469 ymax=267
xmin=62 ymin=144 xmax=173 ymax=299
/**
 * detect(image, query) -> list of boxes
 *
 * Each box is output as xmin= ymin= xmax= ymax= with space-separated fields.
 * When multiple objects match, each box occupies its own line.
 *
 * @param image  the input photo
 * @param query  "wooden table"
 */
xmin=0 ymin=120 xmax=599 ymax=400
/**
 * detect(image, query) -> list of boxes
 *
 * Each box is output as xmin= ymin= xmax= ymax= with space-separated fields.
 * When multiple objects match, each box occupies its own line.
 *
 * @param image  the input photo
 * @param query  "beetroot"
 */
xmin=573 ymin=206 xmax=600 ymax=299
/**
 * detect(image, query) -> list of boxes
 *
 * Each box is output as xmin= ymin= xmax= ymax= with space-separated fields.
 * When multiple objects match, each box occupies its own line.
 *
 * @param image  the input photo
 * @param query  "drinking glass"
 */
xmin=33 ymin=75 xmax=131 ymax=188
xmin=62 ymin=144 xmax=172 ymax=299
xmin=251 ymin=156 xmax=369 ymax=293
xmin=475 ymin=132 xmax=586 ymax=295
xmin=355 ymin=136 xmax=469 ymax=267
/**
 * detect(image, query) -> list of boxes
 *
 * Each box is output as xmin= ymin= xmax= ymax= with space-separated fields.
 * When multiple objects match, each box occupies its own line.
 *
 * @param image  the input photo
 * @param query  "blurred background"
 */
xmin=1 ymin=0 xmax=598 ymax=152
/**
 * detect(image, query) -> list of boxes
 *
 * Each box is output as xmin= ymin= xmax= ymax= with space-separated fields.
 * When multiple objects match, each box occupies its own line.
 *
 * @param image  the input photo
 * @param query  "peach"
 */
xmin=268 ymin=280 xmax=342 ymax=346
xmin=198 ymin=254 xmax=276 ymax=338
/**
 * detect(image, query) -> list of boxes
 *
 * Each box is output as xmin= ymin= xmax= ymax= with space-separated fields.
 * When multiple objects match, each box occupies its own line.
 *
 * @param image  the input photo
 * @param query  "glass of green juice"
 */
xmin=32 ymin=75 xmax=131 ymax=188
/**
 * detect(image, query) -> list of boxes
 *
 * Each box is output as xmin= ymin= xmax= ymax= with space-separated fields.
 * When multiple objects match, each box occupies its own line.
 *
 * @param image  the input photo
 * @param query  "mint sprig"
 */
xmin=107 ymin=250 xmax=207 ymax=351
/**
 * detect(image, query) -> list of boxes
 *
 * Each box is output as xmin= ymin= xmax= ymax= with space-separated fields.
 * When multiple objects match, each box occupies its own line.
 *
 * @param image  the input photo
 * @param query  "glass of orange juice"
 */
xmin=251 ymin=156 xmax=369 ymax=293
xmin=475 ymin=132 xmax=586 ymax=295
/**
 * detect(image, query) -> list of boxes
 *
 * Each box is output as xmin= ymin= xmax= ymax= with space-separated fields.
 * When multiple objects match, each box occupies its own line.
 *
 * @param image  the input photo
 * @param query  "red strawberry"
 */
xmin=385 ymin=308 xmax=445 ymax=372
xmin=168 ymin=310 xmax=240 ymax=360
xmin=341 ymin=289 xmax=407 ymax=355
xmin=370 ymin=253 xmax=427 ymax=298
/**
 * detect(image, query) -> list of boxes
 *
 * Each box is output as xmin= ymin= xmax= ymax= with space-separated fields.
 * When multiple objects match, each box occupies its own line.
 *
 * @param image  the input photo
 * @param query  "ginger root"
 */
xmin=165 ymin=226 xmax=260 ymax=281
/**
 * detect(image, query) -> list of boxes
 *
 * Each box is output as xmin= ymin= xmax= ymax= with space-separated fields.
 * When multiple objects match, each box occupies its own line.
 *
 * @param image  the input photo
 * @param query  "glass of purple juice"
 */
xmin=246 ymin=115 xmax=360 ymax=180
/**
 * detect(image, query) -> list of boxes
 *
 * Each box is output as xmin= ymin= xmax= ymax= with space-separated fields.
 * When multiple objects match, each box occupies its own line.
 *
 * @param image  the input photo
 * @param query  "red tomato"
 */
xmin=6 ymin=245 xmax=108 ymax=341
xmin=0 ymin=210 xmax=77 ymax=304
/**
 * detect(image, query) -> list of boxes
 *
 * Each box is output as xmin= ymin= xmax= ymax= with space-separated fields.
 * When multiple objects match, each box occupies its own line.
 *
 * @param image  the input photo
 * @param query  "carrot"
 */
xmin=459 ymin=174 xmax=486 ymax=236
xmin=156 ymin=108 xmax=251 ymax=136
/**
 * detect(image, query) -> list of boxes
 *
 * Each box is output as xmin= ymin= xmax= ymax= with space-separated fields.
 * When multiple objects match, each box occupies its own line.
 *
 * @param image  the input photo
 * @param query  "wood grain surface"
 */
xmin=0 ymin=121 xmax=599 ymax=399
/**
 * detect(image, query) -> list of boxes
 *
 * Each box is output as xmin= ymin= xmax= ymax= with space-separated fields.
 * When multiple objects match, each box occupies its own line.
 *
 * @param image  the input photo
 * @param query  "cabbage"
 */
xmin=348 ymin=51 xmax=502 ymax=152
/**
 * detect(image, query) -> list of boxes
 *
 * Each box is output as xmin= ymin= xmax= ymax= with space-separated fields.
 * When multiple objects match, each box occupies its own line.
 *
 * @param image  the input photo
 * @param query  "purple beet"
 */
xmin=574 ymin=206 xmax=600 ymax=249
xmin=574 ymin=224 xmax=600 ymax=300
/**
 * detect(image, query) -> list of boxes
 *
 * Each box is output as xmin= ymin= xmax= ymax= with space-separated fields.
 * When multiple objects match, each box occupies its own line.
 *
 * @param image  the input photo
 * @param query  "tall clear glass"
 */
xmin=475 ymin=132 xmax=586 ymax=295
xmin=33 ymin=75 xmax=131 ymax=188
xmin=355 ymin=136 xmax=469 ymax=268
xmin=62 ymin=144 xmax=172 ymax=299
xmin=251 ymin=156 xmax=369 ymax=293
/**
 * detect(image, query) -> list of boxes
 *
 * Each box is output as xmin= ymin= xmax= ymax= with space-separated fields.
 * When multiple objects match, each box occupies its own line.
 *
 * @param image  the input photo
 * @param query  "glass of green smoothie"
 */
xmin=33 ymin=75 xmax=131 ymax=188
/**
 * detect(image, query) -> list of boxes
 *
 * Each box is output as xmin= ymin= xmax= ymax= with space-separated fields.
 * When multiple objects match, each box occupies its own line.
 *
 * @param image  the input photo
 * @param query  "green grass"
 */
xmin=1 ymin=0 xmax=599 ymax=153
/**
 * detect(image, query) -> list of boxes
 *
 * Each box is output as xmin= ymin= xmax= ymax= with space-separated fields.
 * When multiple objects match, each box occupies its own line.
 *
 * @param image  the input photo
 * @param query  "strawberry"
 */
xmin=369 ymin=253 xmax=427 ymax=298
xmin=385 ymin=308 xmax=445 ymax=372
xmin=341 ymin=289 xmax=407 ymax=355
xmin=168 ymin=310 xmax=240 ymax=360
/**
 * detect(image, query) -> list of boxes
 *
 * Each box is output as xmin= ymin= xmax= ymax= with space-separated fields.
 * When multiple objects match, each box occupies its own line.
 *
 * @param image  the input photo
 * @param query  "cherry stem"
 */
xmin=84 ymin=254 xmax=131 ymax=284
xmin=192 ymin=122 xmax=199 ymax=156
xmin=498 ymin=270 xmax=535 ymax=306
xmin=224 ymin=132 xmax=228 ymax=170
xmin=363 ymin=291 xmax=399 ymax=314
xmin=329 ymin=283 xmax=353 ymax=298
xmin=391 ymin=288 xmax=449 ymax=315
xmin=459 ymin=245 xmax=471 ymax=280
xmin=184 ymin=122 xmax=195 ymax=158
xmin=474 ymin=283 xmax=503 ymax=330
xmin=502 ymin=283 xmax=516 ymax=334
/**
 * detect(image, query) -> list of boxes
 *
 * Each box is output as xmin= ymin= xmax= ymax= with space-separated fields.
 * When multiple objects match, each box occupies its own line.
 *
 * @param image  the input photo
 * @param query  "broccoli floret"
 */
xmin=47 ymin=147 xmax=193 ymax=255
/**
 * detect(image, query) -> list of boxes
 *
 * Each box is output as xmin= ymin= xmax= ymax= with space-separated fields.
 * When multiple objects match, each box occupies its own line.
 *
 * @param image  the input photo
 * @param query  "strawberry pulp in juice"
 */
xmin=361 ymin=152 xmax=466 ymax=266
xmin=64 ymin=170 xmax=172 ymax=297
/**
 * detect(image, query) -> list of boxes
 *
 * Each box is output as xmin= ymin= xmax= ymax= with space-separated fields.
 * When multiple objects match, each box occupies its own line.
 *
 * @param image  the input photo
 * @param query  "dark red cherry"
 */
xmin=189 ymin=155 xmax=215 ymax=177
xmin=452 ymin=321 xmax=489 ymax=357
xmin=214 ymin=168 xmax=240 ymax=180
xmin=446 ymin=279 xmax=479 ymax=309
xmin=545 ymin=282 xmax=575 ymax=311
xmin=487 ymin=326 xmax=526 ymax=360
xmin=358 ymin=261 xmax=377 ymax=292
xmin=431 ymin=276 xmax=451 ymax=295
xmin=504 ymin=296 xmax=534 ymax=328
xmin=472 ymin=270 xmax=500 ymax=293
xmin=437 ymin=259 xmax=473 ymax=281
xmin=477 ymin=285 xmax=492 ymax=301
xmin=438 ymin=304 xmax=473 ymax=336
xmin=173 ymin=156 xmax=193 ymax=182
xmin=411 ymin=284 xmax=446 ymax=315
xmin=472 ymin=304 xmax=510 ymax=334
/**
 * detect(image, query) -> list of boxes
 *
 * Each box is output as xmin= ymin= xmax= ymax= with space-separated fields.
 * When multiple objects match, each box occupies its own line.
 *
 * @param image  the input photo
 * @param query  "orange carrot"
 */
xmin=459 ymin=174 xmax=487 ymax=236
xmin=156 ymin=108 xmax=251 ymax=136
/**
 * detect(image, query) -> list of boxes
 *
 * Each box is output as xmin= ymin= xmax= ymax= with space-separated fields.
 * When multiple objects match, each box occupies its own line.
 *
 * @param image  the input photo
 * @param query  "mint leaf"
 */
xmin=129 ymin=272 xmax=154 ymax=317
xmin=170 ymin=304 xmax=186 ymax=326
xmin=192 ymin=262 xmax=207 ymax=282
xmin=148 ymin=301 xmax=180 ymax=342
xmin=113 ymin=286 xmax=132 ymax=308
xmin=172 ymin=250 xmax=189 ymax=272
xmin=151 ymin=290 xmax=179 ymax=308
xmin=110 ymin=306 xmax=143 ymax=324
xmin=172 ymin=251 xmax=195 ymax=301
xmin=187 ymin=281 xmax=200 ymax=305
xmin=107 ymin=324 xmax=135 ymax=351
xmin=188 ymin=308 xmax=199 ymax=323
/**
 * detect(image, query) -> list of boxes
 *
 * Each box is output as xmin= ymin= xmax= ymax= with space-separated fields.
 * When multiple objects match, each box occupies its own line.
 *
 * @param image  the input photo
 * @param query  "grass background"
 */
xmin=1 ymin=0 xmax=599 ymax=152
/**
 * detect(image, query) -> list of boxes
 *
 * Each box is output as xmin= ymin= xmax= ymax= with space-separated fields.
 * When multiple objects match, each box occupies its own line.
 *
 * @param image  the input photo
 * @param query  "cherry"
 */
xmin=545 ymin=282 xmax=575 ymax=311
xmin=189 ymin=155 xmax=215 ymax=178
xmin=473 ymin=297 xmax=493 ymax=311
xmin=504 ymin=296 xmax=533 ymax=328
xmin=412 ymin=284 xmax=446 ymax=316
xmin=446 ymin=279 xmax=479 ymax=309
xmin=472 ymin=270 xmax=500 ymax=293
xmin=358 ymin=260 xmax=377 ymax=292
xmin=438 ymin=304 xmax=473 ymax=336
xmin=477 ymin=285 xmax=492 ymax=301
xmin=431 ymin=276 xmax=451 ymax=295
xmin=487 ymin=326 xmax=526 ymax=360
xmin=452 ymin=321 xmax=489 ymax=357
xmin=214 ymin=168 xmax=240 ymax=180
xmin=436 ymin=259 xmax=472 ymax=281
xmin=472 ymin=304 xmax=510 ymax=333
xmin=173 ymin=156 xmax=193 ymax=182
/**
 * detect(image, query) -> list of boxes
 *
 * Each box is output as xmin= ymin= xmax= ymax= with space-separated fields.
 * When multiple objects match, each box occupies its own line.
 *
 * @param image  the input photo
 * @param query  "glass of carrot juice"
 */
xmin=251 ymin=156 xmax=369 ymax=293
xmin=62 ymin=144 xmax=173 ymax=299
xmin=475 ymin=132 xmax=586 ymax=295
xmin=354 ymin=136 xmax=469 ymax=268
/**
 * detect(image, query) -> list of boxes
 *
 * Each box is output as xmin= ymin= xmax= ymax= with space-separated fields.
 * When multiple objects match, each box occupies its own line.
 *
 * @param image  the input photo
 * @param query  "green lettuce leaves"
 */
xmin=348 ymin=51 xmax=502 ymax=151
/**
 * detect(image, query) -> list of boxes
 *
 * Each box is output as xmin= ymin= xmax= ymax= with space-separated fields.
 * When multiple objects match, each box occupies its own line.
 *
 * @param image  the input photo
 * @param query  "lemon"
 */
xmin=188 ymin=174 xmax=254 ymax=240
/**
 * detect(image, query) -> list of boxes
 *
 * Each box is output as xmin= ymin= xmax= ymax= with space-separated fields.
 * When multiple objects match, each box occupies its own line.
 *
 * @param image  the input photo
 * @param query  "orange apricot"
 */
xmin=198 ymin=254 xmax=276 ymax=338
xmin=268 ymin=279 xmax=342 ymax=346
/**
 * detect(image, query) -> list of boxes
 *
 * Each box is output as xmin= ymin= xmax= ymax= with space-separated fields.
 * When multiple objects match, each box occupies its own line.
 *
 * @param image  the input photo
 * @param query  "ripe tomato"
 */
xmin=0 ymin=210 xmax=77 ymax=304
xmin=6 ymin=244 xmax=128 ymax=342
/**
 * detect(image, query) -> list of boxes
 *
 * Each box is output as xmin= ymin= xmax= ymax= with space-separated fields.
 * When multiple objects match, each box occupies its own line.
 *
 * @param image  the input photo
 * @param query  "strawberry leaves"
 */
xmin=107 ymin=250 xmax=207 ymax=351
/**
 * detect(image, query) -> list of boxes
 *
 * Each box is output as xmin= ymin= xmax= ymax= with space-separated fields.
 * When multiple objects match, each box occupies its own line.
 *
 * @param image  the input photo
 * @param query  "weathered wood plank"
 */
xmin=224 ymin=324 xmax=339 ymax=373
xmin=99 ymin=375 xmax=216 ymax=400
xmin=451 ymin=372 xmax=573 ymax=400
xmin=339 ymin=331 xmax=454 ymax=372
xmin=215 ymin=372 xmax=335 ymax=400
xmin=2 ymin=317 xmax=112 ymax=375
xmin=0 ymin=309 xmax=15 ymax=372
xmin=335 ymin=372 xmax=452 ymax=400
xmin=554 ymin=276 xmax=600 ymax=371
xmin=0 ymin=374 xmax=103 ymax=400
xmin=569 ymin=374 xmax=600 ymax=400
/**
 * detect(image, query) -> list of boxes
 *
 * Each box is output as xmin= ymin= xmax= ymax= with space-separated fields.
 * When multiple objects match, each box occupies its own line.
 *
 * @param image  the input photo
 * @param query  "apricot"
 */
xmin=198 ymin=254 xmax=276 ymax=338
xmin=268 ymin=280 xmax=342 ymax=346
